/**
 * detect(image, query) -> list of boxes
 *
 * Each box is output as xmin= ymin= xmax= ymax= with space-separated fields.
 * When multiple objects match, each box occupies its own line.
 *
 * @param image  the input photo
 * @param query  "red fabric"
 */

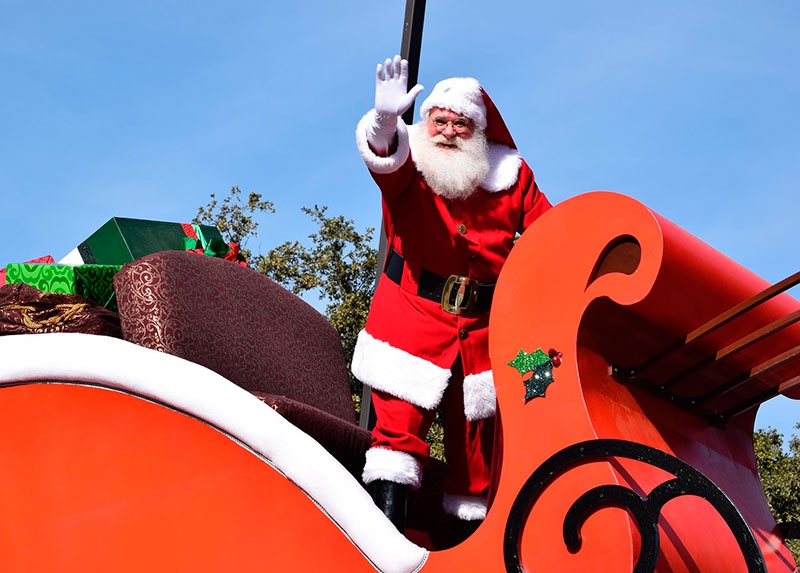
xmin=370 ymin=359 xmax=494 ymax=498
xmin=356 ymin=98 xmax=551 ymax=506
xmin=180 ymin=222 xmax=198 ymax=239
xmin=480 ymin=87 xmax=516 ymax=149
xmin=223 ymin=242 xmax=249 ymax=267
xmin=362 ymin=156 xmax=551 ymax=377
xmin=371 ymin=389 xmax=434 ymax=462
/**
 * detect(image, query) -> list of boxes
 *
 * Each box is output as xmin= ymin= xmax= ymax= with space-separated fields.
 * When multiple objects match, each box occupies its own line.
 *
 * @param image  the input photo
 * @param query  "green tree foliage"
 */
xmin=194 ymin=186 xmax=275 ymax=264
xmin=754 ymin=425 xmax=800 ymax=560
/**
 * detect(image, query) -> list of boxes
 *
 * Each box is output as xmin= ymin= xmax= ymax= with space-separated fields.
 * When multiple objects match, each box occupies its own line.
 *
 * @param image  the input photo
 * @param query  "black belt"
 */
xmin=384 ymin=248 xmax=495 ymax=315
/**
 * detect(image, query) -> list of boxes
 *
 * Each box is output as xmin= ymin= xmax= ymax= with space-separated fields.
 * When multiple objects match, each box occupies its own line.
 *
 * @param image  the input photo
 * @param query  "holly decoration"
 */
xmin=508 ymin=347 xmax=562 ymax=403
xmin=181 ymin=223 xmax=248 ymax=267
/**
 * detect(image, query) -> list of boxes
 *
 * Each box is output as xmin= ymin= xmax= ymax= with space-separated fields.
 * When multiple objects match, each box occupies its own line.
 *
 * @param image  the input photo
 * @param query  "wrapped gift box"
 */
xmin=5 ymin=263 xmax=122 ymax=311
xmin=0 ymin=255 xmax=55 ymax=287
xmin=60 ymin=218 xmax=224 ymax=265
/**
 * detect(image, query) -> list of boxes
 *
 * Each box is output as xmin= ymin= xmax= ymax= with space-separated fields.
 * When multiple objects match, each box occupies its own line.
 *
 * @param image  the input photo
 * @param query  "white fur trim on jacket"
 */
xmin=442 ymin=493 xmax=488 ymax=521
xmin=351 ymin=330 xmax=451 ymax=410
xmin=363 ymin=447 xmax=423 ymax=489
xmin=482 ymin=142 xmax=522 ymax=192
xmin=463 ymin=370 xmax=496 ymax=421
xmin=356 ymin=110 xmax=410 ymax=174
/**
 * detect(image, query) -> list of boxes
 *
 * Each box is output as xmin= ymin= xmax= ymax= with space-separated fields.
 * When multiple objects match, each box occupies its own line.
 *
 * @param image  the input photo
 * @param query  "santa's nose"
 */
xmin=441 ymin=124 xmax=458 ymax=138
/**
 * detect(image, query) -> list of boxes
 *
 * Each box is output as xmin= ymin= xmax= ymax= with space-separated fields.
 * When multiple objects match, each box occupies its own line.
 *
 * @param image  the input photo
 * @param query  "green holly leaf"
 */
xmin=523 ymin=360 xmax=555 ymax=402
xmin=508 ymin=348 xmax=550 ymax=376
xmin=508 ymin=348 xmax=555 ymax=402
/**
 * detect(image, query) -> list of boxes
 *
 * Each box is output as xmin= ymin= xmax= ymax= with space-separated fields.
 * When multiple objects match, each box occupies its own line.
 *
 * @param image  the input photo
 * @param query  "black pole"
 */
xmin=359 ymin=0 xmax=427 ymax=430
xmin=400 ymin=0 xmax=426 ymax=125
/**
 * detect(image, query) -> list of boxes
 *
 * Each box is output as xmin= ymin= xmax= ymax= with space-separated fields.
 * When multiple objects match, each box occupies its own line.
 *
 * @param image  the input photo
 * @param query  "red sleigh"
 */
xmin=1 ymin=191 xmax=797 ymax=571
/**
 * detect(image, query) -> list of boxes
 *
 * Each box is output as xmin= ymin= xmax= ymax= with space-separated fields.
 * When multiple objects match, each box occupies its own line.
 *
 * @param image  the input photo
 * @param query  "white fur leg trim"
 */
xmin=463 ymin=370 xmax=496 ymax=421
xmin=356 ymin=111 xmax=410 ymax=174
xmin=363 ymin=447 xmax=423 ymax=489
xmin=442 ymin=493 xmax=487 ymax=521
xmin=351 ymin=330 xmax=450 ymax=410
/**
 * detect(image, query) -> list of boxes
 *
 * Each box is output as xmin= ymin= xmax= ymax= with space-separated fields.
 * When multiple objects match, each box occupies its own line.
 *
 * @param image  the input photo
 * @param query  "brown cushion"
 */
xmin=254 ymin=392 xmax=371 ymax=479
xmin=0 ymin=283 xmax=122 ymax=337
xmin=114 ymin=251 xmax=355 ymax=422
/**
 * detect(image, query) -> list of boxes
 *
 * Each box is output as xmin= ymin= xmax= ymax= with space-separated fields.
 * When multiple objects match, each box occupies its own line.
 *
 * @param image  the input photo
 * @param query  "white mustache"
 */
xmin=429 ymin=133 xmax=463 ymax=148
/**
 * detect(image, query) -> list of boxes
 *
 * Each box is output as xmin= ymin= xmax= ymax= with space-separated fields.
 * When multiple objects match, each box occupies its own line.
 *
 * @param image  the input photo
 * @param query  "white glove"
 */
xmin=366 ymin=55 xmax=424 ymax=154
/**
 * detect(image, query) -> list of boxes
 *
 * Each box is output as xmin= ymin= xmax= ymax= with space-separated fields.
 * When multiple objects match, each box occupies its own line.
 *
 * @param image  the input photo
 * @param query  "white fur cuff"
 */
xmin=463 ymin=370 xmax=496 ymax=421
xmin=442 ymin=493 xmax=488 ymax=521
xmin=356 ymin=111 xmax=410 ymax=174
xmin=351 ymin=330 xmax=450 ymax=410
xmin=362 ymin=447 xmax=423 ymax=489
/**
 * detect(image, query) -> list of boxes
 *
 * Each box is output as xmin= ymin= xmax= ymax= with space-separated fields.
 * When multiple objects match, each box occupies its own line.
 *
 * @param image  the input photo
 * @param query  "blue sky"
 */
xmin=2 ymin=1 xmax=798 ymax=438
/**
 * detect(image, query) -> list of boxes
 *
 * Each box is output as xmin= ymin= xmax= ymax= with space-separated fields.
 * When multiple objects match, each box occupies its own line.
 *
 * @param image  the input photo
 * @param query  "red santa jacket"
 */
xmin=352 ymin=115 xmax=552 ymax=420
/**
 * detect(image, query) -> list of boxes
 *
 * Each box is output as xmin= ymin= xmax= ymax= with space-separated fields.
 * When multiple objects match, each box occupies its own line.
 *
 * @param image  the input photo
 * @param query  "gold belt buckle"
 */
xmin=442 ymin=275 xmax=479 ymax=315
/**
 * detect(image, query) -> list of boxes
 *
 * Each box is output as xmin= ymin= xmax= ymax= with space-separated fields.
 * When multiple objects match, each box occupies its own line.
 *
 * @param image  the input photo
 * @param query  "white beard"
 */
xmin=409 ymin=124 xmax=490 ymax=200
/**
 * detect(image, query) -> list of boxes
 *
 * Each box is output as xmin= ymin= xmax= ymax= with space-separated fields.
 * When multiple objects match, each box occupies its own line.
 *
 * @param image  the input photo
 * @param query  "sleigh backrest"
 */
xmin=113 ymin=250 xmax=357 ymax=422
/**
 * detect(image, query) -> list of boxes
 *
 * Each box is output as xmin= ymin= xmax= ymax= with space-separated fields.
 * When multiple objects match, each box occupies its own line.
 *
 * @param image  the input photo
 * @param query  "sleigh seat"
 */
xmin=113 ymin=250 xmax=453 ymax=548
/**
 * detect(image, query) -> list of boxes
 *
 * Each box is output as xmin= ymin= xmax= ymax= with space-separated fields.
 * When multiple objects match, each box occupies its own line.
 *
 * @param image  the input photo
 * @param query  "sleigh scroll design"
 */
xmin=502 ymin=439 xmax=766 ymax=573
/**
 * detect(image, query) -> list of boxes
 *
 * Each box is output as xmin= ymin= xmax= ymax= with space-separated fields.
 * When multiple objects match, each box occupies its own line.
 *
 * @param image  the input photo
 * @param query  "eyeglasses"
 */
xmin=430 ymin=116 xmax=473 ymax=134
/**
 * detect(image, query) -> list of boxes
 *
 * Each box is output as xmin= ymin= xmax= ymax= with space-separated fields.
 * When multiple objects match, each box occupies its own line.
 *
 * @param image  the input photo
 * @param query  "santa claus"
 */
xmin=352 ymin=55 xmax=552 ymax=533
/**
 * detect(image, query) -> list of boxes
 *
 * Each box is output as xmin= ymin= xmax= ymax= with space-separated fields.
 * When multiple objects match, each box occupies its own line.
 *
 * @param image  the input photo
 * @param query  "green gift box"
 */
xmin=66 ymin=217 xmax=224 ymax=265
xmin=5 ymin=264 xmax=122 ymax=311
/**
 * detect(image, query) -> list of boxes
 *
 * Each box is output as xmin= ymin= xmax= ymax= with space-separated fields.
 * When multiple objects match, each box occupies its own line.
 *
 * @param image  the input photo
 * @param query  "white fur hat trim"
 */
xmin=419 ymin=77 xmax=487 ymax=131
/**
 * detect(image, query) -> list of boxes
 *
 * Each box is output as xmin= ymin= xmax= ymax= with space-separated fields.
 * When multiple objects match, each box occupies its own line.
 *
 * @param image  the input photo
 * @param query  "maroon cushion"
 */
xmin=114 ymin=251 xmax=355 ymax=422
xmin=253 ymin=392 xmax=370 ymax=479
xmin=0 ymin=283 xmax=122 ymax=338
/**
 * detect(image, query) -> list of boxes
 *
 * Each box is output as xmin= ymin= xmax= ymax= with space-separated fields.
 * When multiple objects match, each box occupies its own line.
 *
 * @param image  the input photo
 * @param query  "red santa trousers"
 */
xmin=370 ymin=357 xmax=495 ymax=500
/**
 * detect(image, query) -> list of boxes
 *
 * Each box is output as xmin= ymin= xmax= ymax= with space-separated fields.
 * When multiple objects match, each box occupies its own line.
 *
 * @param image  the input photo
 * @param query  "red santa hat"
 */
xmin=419 ymin=77 xmax=517 ymax=150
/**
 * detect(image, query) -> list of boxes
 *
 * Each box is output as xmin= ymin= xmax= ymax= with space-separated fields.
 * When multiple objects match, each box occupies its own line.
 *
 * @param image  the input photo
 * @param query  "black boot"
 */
xmin=451 ymin=517 xmax=481 ymax=544
xmin=371 ymin=479 xmax=408 ymax=532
